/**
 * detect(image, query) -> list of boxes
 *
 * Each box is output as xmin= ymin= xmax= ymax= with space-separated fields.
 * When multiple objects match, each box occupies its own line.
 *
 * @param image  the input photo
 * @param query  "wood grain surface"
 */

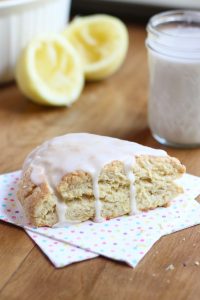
xmin=0 ymin=23 xmax=200 ymax=300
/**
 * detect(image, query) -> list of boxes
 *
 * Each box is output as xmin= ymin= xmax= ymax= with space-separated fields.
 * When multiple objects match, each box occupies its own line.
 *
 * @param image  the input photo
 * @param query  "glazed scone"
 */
xmin=17 ymin=133 xmax=185 ymax=227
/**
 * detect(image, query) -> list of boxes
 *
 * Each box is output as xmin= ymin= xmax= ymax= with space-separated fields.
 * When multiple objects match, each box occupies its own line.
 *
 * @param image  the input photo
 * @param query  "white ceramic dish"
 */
xmin=0 ymin=0 xmax=71 ymax=83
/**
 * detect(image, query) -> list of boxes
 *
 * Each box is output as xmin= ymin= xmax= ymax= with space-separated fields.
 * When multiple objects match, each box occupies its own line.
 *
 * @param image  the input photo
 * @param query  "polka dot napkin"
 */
xmin=1 ymin=171 xmax=200 ymax=268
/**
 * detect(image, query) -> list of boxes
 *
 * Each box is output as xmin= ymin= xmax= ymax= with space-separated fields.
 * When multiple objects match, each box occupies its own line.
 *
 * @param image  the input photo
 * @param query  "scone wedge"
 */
xmin=17 ymin=133 xmax=185 ymax=227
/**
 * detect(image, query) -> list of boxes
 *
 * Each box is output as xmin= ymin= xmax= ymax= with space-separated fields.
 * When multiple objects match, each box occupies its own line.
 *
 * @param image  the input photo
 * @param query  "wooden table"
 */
xmin=1 ymin=22 xmax=200 ymax=300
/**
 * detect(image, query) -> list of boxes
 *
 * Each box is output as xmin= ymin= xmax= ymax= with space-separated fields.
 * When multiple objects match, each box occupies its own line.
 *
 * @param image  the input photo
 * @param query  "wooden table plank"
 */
xmin=0 ymin=25 xmax=147 ymax=173
xmin=0 ymin=223 xmax=34 ymax=290
xmin=1 ymin=226 xmax=200 ymax=300
xmin=0 ymin=23 xmax=200 ymax=300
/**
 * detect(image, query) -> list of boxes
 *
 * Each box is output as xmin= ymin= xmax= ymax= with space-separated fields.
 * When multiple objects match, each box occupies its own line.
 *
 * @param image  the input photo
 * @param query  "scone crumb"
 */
xmin=165 ymin=264 xmax=175 ymax=271
xmin=194 ymin=261 xmax=200 ymax=266
xmin=182 ymin=262 xmax=187 ymax=267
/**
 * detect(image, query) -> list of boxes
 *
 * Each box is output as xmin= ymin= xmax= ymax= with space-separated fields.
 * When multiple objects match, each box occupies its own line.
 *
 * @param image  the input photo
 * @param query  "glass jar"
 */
xmin=146 ymin=10 xmax=200 ymax=148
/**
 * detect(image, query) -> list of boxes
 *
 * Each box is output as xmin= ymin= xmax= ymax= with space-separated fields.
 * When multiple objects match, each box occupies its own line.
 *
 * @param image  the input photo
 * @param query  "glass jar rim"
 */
xmin=146 ymin=10 xmax=200 ymax=59
xmin=148 ymin=10 xmax=200 ymax=38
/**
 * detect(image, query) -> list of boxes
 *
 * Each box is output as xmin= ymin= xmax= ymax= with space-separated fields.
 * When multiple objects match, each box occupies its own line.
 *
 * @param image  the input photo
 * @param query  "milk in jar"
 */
xmin=146 ymin=11 xmax=200 ymax=147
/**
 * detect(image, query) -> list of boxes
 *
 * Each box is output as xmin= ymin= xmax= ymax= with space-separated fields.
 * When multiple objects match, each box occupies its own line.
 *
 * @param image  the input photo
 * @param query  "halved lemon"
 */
xmin=15 ymin=35 xmax=84 ymax=106
xmin=63 ymin=14 xmax=129 ymax=80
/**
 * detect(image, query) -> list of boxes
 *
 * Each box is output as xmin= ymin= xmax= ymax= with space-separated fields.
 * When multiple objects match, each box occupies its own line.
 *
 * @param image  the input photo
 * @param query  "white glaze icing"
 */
xmin=124 ymin=157 xmax=137 ymax=214
xmin=93 ymin=172 xmax=104 ymax=222
xmin=55 ymin=201 xmax=67 ymax=223
xmin=23 ymin=133 xmax=167 ymax=223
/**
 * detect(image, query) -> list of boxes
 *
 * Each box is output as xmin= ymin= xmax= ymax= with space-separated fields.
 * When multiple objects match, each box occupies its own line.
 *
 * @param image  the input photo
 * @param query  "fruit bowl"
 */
xmin=0 ymin=0 xmax=71 ymax=84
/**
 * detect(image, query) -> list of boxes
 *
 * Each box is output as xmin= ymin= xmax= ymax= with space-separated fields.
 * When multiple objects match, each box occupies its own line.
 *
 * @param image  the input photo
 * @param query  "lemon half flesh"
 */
xmin=16 ymin=35 xmax=84 ymax=106
xmin=63 ymin=14 xmax=129 ymax=80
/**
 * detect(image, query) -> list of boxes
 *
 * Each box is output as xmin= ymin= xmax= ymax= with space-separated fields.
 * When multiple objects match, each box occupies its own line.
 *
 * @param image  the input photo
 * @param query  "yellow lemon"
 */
xmin=63 ymin=14 xmax=129 ymax=80
xmin=15 ymin=35 xmax=84 ymax=106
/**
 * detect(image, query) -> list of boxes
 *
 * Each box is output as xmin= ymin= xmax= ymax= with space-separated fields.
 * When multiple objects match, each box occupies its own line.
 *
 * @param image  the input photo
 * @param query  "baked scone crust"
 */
xmin=17 ymin=155 xmax=185 ymax=227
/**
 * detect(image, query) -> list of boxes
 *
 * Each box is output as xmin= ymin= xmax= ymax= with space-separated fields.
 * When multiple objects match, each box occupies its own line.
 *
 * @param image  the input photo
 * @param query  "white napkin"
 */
xmin=0 ymin=171 xmax=200 ymax=268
